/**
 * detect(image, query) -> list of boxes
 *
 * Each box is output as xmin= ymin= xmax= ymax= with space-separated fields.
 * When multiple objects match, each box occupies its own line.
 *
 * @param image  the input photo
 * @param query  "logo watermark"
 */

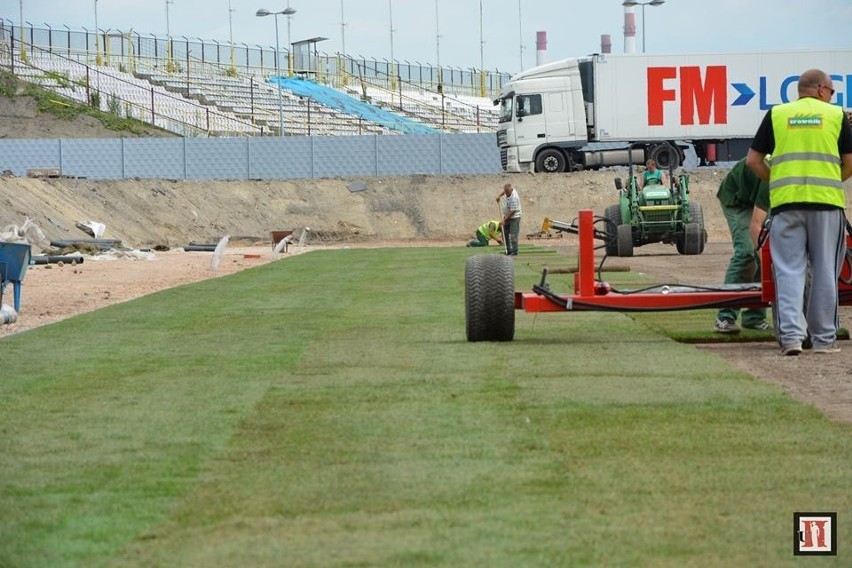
xmin=793 ymin=512 xmax=837 ymax=556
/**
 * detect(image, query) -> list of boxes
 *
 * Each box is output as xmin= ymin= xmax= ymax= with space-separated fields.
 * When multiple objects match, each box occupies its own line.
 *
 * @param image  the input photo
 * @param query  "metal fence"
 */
xmin=1 ymin=21 xmax=504 ymax=137
xmin=0 ymin=20 xmax=512 ymax=98
xmin=0 ymin=133 xmax=502 ymax=180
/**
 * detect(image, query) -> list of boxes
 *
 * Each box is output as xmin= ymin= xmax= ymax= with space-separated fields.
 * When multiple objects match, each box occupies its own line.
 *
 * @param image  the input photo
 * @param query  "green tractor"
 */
xmin=604 ymin=144 xmax=706 ymax=257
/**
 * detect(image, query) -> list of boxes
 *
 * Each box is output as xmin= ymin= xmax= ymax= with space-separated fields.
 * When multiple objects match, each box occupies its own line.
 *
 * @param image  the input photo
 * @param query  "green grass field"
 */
xmin=1 ymin=246 xmax=849 ymax=567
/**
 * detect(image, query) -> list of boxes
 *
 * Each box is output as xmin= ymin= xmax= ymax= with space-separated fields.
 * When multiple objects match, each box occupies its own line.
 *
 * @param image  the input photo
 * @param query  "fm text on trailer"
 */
xmin=494 ymin=49 xmax=852 ymax=173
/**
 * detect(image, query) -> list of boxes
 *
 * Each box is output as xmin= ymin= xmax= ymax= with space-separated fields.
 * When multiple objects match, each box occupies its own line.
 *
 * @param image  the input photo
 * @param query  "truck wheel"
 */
xmin=649 ymin=143 xmax=678 ymax=169
xmin=688 ymin=202 xmax=706 ymax=254
xmin=535 ymin=149 xmax=566 ymax=173
xmin=680 ymin=223 xmax=703 ymax=255
xmin=465 ymin=254 xmax=515 ymax=342
xmin=604 ymin=204 xmax=621 ymax=256
xmin=617 ymin=224 xmax=634 ymax=257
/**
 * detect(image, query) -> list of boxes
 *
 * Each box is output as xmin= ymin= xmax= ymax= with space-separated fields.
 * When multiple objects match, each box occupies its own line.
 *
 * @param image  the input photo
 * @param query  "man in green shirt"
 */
xmin=714 ymin=158 xmax=771 ymax=333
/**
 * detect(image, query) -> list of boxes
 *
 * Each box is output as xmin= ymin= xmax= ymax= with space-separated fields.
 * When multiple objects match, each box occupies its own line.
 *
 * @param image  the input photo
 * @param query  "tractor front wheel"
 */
xmin=678 ymin=223 xmax=703 ymax=255
xmin=604 ymin=204 xmax=622 ymax=257
xmin=465 ymin=254 xmax=515 ymax=342
xmin=617 ymin=224 xmax=634 ymax=257
xmin=688 ymin=202 xmax=707 ymax=254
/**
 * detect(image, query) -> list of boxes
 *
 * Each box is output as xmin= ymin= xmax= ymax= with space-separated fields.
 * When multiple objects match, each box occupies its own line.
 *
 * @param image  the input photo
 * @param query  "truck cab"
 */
xmin=495 ymin=59 xmax=589 ymax=173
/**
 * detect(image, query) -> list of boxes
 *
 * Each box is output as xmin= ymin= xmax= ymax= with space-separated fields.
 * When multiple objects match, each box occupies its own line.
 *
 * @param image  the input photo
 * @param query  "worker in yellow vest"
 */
xmin=746 ymin=68 xmax=852 ymax=356
xmin=466 ymin=220 xmax=503 ymax=248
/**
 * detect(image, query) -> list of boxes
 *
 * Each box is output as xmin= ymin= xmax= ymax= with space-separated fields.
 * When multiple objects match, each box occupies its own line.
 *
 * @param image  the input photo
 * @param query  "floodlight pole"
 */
xmin=228 ymin=0 xmax=236 ymax=74
xmin=257 ymin=7 xmax=296 ymax=135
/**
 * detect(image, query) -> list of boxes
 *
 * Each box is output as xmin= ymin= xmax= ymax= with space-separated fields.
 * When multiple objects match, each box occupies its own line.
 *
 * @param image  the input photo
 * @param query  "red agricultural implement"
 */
xmin=464 ymin=209 xmax=852 ymax=342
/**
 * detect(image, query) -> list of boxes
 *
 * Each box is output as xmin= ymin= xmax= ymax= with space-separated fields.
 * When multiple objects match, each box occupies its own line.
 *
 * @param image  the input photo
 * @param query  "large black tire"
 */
xmin=617 ymin=224 xmax=634 ymax=257
xmin=649 ymin=142 xmax=679 ymax=169
xmin=680 ymin=223 xmax=703 ymax=255
xmin=465 ymin=255 xmax=515 ymax=342
xmin=604 ymin=204 xmax=622 ymax=257
xmin=535 ymin=148 xmax=567 ymax=173
xmin=688 ymin=201 xmax=706 ymax=254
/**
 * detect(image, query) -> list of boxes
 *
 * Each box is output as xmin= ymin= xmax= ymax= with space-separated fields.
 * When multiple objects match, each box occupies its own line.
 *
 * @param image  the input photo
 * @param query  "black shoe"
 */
xmin=781 ymin=344 xmax=802 ymax=356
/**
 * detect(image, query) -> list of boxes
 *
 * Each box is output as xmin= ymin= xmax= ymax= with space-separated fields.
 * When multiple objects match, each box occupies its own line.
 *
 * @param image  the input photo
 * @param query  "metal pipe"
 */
xmin=1 ymin=304 xmax=17 ymax=325
xmin=31 ymin=255 xmax=86 ymax=265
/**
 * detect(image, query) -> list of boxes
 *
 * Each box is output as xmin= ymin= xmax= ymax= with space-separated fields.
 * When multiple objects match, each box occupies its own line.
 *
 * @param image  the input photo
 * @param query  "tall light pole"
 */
xmin=165 ymin=0 xmax=173 ymax=37
xmin=388 ymin=0 xmax=396 ymax=90
xmin=166 ymin=0 xmax=175 ymax=72
xmin=257 ymin=7 xmax=296 ymax=136
xmin=340 ymin=0 xmax=346 ymax=58
xmin=518 ymin=0 xmax=523 ymax=71
xmin=340 ymin=0 xmax=348 ymax=85
xmin=435 ymin=0 xmax=442 ymax=91
xmin=286 ymin=4 xmax=295 ymax=77
xmin=19 ymin=0 xmax=26 ymax=62
xmin=228 ymin=0 xmax=236 ymax=74
xmin=94 ymin=0 xmax=101 ymax=65
xmin=622 ymin=0 xmax=665 ymax=53
xmin=479 ymin=0 xmax=485 ymax=96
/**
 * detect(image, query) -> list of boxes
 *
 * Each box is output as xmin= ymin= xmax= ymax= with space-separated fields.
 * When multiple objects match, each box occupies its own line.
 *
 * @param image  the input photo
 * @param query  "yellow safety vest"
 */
xmin=478 ymin=220 xmax=501 ymax=240
xmin=769 ymin=97 xmax=845 ymax=209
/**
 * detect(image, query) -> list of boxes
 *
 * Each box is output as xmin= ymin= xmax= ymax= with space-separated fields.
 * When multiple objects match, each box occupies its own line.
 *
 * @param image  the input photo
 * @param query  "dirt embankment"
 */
xmin=0 ymin=170 xmax=737 ymax=250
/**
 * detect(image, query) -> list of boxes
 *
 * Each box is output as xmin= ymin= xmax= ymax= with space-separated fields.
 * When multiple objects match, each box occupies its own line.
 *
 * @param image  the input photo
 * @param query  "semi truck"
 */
xmin=494 ymin=49 xmax=852 ymax=173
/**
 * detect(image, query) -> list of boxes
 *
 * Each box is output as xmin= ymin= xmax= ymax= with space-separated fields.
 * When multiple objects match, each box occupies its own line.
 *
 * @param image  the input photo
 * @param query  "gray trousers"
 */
xmin=769 ymin=208 xmax=846 ymax=349
xmin=504 ymin=217 xmax=520 ymax=255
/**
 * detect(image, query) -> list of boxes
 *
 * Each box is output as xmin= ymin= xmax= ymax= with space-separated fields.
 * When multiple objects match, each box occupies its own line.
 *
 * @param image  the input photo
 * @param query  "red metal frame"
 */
xmin=515 ymin=209 xmax=852 ymax=313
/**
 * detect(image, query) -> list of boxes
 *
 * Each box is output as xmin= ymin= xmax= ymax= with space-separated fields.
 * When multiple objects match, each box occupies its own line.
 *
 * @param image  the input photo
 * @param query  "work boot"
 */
xmin=714 ymin=318 xmax=741 ymax=334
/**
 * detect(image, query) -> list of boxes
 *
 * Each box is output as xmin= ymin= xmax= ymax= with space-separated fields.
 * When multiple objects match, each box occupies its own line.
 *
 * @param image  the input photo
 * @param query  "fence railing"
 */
xmin=0 ymin=45 xmax=468 ymax=137
xmin=0 ymin=20 xmax=503 ymax=137
xmin=0 ymin=40 xmax=265 ymax=137
xmin=0 ymin=20 xmax=512 ymax=99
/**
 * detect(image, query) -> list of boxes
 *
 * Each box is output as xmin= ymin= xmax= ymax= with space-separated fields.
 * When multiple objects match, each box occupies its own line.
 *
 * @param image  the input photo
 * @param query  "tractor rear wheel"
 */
xmin=680 ymin=223 xmax=703 ymax=255
xmin=465 ymin=254 xmax=515 ymax=342
xmin=617 ymin=224 xmax=634 ymax=257
xmin=604 ymin=204 xmax=622 ymax=256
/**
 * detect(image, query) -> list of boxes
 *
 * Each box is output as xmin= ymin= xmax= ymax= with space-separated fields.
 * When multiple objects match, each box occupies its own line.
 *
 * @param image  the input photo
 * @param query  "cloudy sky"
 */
xmin=2 ymin=0 xmax=851 ymax=73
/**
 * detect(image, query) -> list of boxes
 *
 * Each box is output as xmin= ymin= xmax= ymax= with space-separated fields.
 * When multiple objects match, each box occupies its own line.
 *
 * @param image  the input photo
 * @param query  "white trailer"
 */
xmin=495 ymin=49 xmax=852 ymax=173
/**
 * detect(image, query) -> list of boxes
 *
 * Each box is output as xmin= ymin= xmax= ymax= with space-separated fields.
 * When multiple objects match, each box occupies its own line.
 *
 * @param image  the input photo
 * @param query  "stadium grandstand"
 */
xmin=0 ymin=20 xmax=508 ymax=137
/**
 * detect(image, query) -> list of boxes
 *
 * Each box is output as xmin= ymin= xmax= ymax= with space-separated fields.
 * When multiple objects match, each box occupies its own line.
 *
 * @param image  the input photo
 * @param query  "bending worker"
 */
xmin=466 ymin=220 xmax=503 ymax=248
xmin=714 ymin=158 xmax=771 ymax=334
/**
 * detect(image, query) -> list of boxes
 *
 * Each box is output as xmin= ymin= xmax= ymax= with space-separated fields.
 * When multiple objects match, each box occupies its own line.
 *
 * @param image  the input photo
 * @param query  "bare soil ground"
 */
xmin=1 ymin=92 xmax=851 ymax=424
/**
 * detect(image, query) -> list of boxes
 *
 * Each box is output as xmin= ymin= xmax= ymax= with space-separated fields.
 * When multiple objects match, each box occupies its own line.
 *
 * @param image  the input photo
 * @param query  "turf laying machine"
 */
xmin=465 ymin=209 xmax=852 ymax=342
xmin=596 ymin=142 xmax=706 ymax=258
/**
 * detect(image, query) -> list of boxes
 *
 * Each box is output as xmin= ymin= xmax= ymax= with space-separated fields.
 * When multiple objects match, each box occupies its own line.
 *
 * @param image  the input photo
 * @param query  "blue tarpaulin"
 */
xmin=272 ymin=77 xmax=440 ymax=135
